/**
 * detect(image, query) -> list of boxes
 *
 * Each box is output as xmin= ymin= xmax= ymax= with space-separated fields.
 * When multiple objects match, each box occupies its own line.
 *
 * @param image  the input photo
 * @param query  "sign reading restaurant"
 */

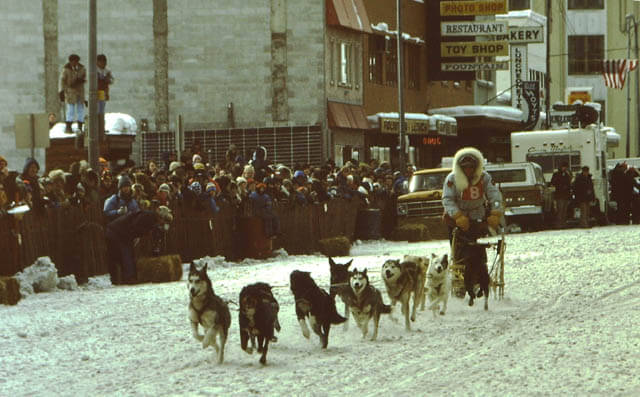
xmin=440 ymin=0 xmax=507 ymax=16
xmin=440 ymin=21 xmax=508 ymax=36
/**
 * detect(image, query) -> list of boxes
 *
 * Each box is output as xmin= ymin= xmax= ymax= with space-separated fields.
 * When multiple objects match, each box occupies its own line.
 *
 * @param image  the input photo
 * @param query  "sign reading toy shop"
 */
xmin=440 ymin=0 xmax=507 ymax=16
xmin=441 ymin=40 xmax=508 ymax=57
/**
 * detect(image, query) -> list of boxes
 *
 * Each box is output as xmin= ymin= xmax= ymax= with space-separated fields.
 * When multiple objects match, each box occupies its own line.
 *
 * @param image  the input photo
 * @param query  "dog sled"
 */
xmin=449 ymin=222 xmax=505 ymax=300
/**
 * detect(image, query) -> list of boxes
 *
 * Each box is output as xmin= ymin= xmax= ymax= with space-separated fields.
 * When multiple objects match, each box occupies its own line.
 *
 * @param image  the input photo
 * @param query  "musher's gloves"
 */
xmin=487 ymin=210 xmax=501 ymax=229
xmin=453 ymin=211 xmax=470 ymax=231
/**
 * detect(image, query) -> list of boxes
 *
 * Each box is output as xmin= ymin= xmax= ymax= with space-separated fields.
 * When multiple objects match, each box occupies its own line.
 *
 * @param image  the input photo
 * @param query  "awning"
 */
xmin=328 ymin=101 xmax=369 ymax=130
xmin=366 ymin=112 xmax=457 ymax=136
xmin=326 ymin=0 xmax=372 ymax=33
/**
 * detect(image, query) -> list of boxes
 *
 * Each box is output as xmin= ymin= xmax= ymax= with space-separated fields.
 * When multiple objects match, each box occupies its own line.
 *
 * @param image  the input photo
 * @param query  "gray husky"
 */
xmin=188 ymin=262 xmax=231 ymax=364
xmin=346 ymin=268 xmax=392 ymax=341
xmin=381 ymin=258 xmax=426 ymax=330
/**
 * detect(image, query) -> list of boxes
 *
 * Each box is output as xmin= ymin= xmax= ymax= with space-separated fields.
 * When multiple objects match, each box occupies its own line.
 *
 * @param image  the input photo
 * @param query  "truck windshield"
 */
xmin=409 ymin=171 xmax=450 ymax=192
xmin=486 ymin=169 xmax=527 ymax=183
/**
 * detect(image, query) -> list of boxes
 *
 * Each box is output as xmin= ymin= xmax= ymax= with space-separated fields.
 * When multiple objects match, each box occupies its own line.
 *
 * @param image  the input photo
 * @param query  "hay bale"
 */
xmin=391 ymin=223 xmax=429 ymax=242
xmin=0 ymin=277 xmax=21 ymax=305
xmin=136 ymin=254 xmax=183 ymax=283
xmin=318 ymin=236 xmax=351 ymax=257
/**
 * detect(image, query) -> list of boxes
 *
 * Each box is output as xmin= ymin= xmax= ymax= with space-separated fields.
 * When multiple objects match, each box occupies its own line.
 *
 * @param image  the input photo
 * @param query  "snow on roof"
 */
xmin=370 ymin=22 xmax=425 ymax=44
xmin=496 ymin=10 xmax=547 ymax=25
xmin=49 ymin=113 xmax=137 ymax=140
xmin=429 ymin=105 xmax=525 ymax=122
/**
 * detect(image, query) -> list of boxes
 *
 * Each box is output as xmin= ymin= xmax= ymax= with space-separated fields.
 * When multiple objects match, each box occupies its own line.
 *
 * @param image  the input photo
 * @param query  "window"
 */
xmin=385 ymin=39 xmax=398 ymax=86
xmin=568 ymin=0 xmax=604 ymax=9
xmin=509 ymin=0 xmax=530 ymax=11
xmin=407 ymin=44 xmax=421 ymax=89
xmin=568 ymin=35 xmax=604 ymax=75
xmin=487 ymin=169 xmax=527 ymax=183
xmin=368 ymin=35 xmax=384 ymax=84
xmin=526 ymin=152 xmax=582 ymax=175
xmin=339 ymin=42 xmax=352 ymax=86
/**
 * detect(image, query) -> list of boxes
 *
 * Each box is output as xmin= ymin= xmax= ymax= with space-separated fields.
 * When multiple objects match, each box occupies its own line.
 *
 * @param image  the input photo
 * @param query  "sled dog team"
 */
xmin=188 ymin=253 xmax=457 ymax=365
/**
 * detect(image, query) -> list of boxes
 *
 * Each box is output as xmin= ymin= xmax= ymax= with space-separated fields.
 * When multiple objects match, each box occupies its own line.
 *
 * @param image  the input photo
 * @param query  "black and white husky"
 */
xmin=187 ymin=262 xmax=231 ymax=364
xmin=346 ymin=268 xmax=392 ymax=341
xmin=426 ymin=254 xmax=451 ymax=318
xmin=289 ymin=270 xmax=346 ymax=348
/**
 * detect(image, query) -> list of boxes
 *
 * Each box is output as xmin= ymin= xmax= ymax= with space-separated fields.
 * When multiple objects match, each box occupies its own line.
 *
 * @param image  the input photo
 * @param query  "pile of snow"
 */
xmin=49 ymin=113 xmax=137 ymax=140
xmin=13 ymin=257 xmax=80 ymax=297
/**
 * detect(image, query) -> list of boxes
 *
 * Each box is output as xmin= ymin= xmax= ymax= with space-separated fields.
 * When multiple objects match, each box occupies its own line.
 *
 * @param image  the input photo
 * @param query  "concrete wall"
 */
xmin=0 ymin=0 xmax=325 ymax=170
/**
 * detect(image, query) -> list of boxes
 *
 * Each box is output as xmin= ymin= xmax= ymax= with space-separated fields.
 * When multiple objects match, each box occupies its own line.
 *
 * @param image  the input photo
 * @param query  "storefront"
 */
xmin=327 ymin=101 xmax=369 ymax=167
xmin=428 ymin=105 xmax=527 ymax=162
xmin=365 ymin=112 xmax=458 ymax=168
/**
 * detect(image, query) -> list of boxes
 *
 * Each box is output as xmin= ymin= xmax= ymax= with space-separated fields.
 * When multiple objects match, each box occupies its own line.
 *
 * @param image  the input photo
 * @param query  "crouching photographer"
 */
xmin=105 ymin=205 xmax=173 ymax=285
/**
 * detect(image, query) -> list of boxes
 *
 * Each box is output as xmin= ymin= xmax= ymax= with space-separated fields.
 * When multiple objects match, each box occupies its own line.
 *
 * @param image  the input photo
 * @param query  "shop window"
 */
xmin=568 ymin=0 xmax=604 ymax=9
xmin=568 ymin=35 xmax=604 ymax=75
xmin=368 ymin=35 xmax=384 ymax=84
xmin=339 ymin=41 xmax=352 ymax=87
xmin=509 ymin=0 xmax=530 ymax=10
xmin=407 ymin=43 xmax=421 ymax=89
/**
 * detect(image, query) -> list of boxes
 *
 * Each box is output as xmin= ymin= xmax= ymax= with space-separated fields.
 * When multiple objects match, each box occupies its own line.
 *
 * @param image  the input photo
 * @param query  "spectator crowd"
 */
xmin=0 ymin=143 xmax=414 ymax=241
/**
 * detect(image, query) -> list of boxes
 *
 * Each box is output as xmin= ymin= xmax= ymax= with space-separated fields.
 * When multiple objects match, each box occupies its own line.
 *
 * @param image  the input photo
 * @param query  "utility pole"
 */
xmin=635 ymin=17 xmax=640 ymax=156
xmin=545 ymin=0 xmax=551 ymax=129
xmin=88 ymin=0 xmax=98 ymax=171
xmin=626 ymin=15 xmax=635 ymax=158
xmin=397 ymin=0 xmax=406 ymax=171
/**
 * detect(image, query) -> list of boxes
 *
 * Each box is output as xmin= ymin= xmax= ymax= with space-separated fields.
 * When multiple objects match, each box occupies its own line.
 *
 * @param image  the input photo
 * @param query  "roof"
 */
xmin=326 ymin=0 xmax=372 ymax=33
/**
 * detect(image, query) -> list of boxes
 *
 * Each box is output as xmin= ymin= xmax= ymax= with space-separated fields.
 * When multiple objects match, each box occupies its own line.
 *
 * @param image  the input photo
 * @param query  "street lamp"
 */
xmin=625 ymin=13 xmax=639 ymax=158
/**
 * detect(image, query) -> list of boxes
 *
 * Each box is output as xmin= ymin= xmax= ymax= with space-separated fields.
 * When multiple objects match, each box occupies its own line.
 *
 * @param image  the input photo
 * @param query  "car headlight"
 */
xmin=397 ymin=203 xmax=408 ymax=215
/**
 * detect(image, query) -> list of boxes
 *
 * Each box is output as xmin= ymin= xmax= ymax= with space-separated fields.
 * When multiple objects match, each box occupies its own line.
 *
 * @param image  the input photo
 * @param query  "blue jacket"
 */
xmin=249 ymin=191 xmax=274 ymax=217
xmin=103 ymin=192 xmax=140 ymax=220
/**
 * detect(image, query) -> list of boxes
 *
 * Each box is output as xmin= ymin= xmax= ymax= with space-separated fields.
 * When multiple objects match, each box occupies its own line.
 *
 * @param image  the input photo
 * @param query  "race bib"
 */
xmin=461 ymin=181 xmax=484 ymax=200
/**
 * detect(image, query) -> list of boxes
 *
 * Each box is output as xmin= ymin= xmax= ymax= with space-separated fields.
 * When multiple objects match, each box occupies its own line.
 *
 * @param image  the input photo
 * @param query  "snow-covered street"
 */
xmin=1 ymin=225 xmax=639 ymax=396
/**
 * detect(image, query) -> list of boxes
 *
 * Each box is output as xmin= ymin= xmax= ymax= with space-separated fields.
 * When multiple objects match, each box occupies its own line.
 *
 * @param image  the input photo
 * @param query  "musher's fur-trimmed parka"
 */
xmin=442 ymin=147 xmax=502 ymax=221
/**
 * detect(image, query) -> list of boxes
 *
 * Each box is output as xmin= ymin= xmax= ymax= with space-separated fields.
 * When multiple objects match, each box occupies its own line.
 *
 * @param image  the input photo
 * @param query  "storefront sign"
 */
xmin=510 ymin=44 xmax=528 ymax=110
xmin=441 ymin=40 xmax=508 ymax=57
xmin=441 ymin=61 xmax=509 ymax=71
xmin=495 ymin=26 xmax=544 ymax=44
xmin=422 ymin=136 xmax=443 ymax=146
xmin=440 ymin=21 xmax=508 ymax=36
xmin=381 ymin=118 xmax=429 ymax=134
xmin=521 ymin=80 xmax=540 ymax=131
xmin=440 ymin=0 xmax=507 ymax=16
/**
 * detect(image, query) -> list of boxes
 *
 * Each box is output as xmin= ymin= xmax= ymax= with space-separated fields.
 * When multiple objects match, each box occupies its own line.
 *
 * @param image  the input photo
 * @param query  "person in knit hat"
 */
xmin=155 ymin=183 xmax=171 ymax=207
xmin=103 ymin=174 xmax=140 ymax=222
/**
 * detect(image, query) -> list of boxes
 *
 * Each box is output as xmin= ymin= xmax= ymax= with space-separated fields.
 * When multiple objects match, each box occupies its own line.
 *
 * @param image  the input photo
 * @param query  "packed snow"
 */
xmin=1 ymin=225 xmax=639 ymax=396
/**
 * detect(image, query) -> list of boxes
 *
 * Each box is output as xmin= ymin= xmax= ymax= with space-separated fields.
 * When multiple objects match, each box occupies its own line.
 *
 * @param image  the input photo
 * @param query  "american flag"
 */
xmin=602 ymin=59 xmax=638 ymax=89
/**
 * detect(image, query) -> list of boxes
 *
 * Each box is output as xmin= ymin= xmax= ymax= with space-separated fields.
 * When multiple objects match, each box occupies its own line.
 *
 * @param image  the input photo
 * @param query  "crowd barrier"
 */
xmin=0 ymin=198 xmax=372 ymax=280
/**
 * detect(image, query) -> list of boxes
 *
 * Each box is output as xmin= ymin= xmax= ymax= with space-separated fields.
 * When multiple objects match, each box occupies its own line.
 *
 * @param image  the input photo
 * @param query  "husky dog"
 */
xmin=381 ymin=259 xmax=426 ymax=330
xmin=289 ymin=270 xmax=346 ymax=348
xmin=402 ymin=254 xmax=429 ymax=310
xmin=346 ymin=268 xmax=392 ymax=341
xmin=426 ymin=254 xmax=452 ymax=318
xmin=239 ymin=282 xmax=281 ymax=365
xmin=328 ymin=257 xmax=353 ymax=328
xmin=187 ymin=262 xmax=231 ymax=364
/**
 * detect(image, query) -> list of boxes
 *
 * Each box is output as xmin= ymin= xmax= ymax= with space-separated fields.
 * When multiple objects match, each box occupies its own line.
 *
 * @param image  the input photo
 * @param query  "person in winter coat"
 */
xmin=96 ymin=53 xmax=114 ymax=136
xmin=442 ymin=147 xmax=503 ymax=304
xmin=249 ymin=182 xmax=281 ymax=238
xmin=251 ymin=146 xmax=270 ymax=182
xmin=550 ymin=161 xmax=572 ymax=229
xmin=15 ymin=158 xmax=45 ymax=213
xmin=60 ymin=54 xmax=87 ymax=134
xmin=572 ymin=166 xmax=595 ymax=228
xmin=103 ymin=175 xmax=140 ymax=222
xmin=105 ymin=205 xmax=173 ymax=284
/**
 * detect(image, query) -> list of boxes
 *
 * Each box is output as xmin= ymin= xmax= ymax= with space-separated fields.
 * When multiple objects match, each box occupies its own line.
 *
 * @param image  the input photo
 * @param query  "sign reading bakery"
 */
xmin=440 ymin=0 xmax=507 ymax=16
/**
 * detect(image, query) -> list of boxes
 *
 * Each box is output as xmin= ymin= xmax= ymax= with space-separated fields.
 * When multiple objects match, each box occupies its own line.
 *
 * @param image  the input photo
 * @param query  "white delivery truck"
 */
xmin=511 ymin=123 xmax=609 ymax=224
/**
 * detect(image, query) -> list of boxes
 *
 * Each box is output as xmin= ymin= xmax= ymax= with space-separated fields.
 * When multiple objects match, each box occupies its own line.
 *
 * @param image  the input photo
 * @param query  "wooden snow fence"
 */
xmin=0 ymin=197 xmax=371 ymax=280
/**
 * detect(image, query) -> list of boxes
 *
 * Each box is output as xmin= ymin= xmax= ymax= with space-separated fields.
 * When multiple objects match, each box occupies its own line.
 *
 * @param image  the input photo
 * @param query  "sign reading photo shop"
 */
xmin=521 ymin=81 xmax=540 ymax=131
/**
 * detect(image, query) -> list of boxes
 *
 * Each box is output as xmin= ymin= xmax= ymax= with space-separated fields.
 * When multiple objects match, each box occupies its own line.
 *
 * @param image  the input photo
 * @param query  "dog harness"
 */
xmin=190 ymin=294 xmax=215 ymax=325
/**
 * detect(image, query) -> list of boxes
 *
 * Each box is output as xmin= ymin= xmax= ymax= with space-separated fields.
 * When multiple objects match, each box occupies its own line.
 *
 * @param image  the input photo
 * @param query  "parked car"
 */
xmin=484 ymin=162 xmax=552 ymax=231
